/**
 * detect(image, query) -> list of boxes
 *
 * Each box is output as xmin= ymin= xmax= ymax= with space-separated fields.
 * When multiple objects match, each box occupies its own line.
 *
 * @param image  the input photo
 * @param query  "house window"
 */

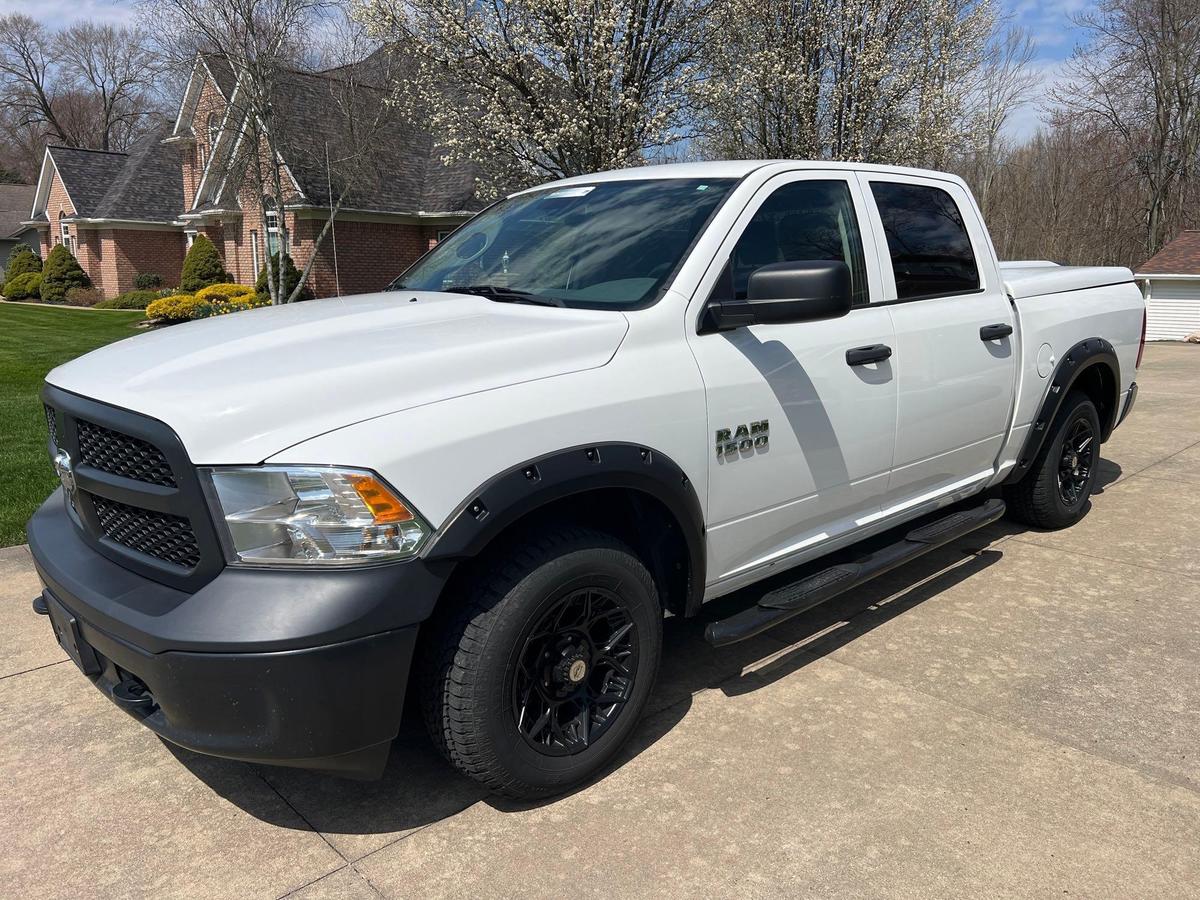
xmin=251 ymin=229 xmax=260 ymax=274
xmin=60 ymin=218 xmax=73 ymax=254
xmin=207 ymin=113 xmax=221 ymax=147
xmin=436 ymin=229 xmax=453 ymax=243
xmin=198 ymin=145 xmax=207 ymax=170
xmin=265 ymin=210 xmax=286 ymax=256
xmin=185 ymin=230 xmax=196 ymax=249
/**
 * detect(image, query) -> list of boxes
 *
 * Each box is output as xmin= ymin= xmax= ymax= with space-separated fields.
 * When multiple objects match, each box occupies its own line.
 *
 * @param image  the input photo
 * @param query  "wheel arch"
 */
xmin=422 ymin=443 xmax=706 ymax=616
xmin=1004 ymin=337 xmax=1120 ymax=486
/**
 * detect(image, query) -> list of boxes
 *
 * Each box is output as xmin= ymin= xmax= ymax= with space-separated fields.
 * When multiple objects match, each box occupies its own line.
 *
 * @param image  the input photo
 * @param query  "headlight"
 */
xmin=204 ymin=466 xmax=430 ymax=565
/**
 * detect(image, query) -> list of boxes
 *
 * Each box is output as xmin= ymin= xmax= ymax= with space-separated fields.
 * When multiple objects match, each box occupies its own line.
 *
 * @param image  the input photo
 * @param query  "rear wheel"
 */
xmin=418 ymin=526 xmax=662 ymax=799
xmin=1004 ymin=390 xmax=1102 ymax=529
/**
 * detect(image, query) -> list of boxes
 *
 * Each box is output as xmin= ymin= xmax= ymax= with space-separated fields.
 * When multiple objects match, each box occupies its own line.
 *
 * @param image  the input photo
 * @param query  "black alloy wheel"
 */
xmin=511 ymin=587 xmax=638 ymax=756
xmin=1057 ymin=418 xmax=1096 ymax=506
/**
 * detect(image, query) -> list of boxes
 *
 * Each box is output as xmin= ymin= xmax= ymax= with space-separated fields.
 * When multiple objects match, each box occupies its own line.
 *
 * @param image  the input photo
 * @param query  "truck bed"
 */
xmin=1000 ymin=262 xmax=1136 ymax=300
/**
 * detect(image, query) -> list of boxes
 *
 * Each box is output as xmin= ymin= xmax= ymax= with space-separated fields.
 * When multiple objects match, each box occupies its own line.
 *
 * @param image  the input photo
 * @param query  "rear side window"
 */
xmin=869 ymin=181 xmax=979 ymax=300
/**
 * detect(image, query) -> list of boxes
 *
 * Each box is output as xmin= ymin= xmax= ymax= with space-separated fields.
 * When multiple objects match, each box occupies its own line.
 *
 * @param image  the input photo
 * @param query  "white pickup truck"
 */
xmin=29 ymin=161 xmax=1145 ymax=799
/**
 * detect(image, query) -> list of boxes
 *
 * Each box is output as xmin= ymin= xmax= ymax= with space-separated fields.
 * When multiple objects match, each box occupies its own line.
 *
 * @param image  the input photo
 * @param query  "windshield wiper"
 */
xmin=447 ymin=285 xmax=565 ymax=307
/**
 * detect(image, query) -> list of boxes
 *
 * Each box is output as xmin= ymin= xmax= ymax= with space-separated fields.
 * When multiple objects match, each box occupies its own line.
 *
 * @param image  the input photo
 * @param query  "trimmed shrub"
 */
xmin=179 ymin=234 xmax=230 ymax=292
xmin=65 ymin=286 xmax=103 ymax=307
xmin=3 ymin=271 xmax=41 ymax=300
xmin=94 ymin=289 xmax=158 ymax=310
xmin=193 ymin=292 xmax=271 ymax=318
xmin=134 ymin=272 xmax=163 ymax=290
xmin=256 ymin=252 xmax=305 ymax=301
xmin=4 ymin=244 xmax=41 ymax=285
xmin=195 ymin=282 xmax=254 ymax=302
xmin=40 ymin=244 xmax=91 ymax=303
xmin=146 ymin=293 xmax=203 ymax=322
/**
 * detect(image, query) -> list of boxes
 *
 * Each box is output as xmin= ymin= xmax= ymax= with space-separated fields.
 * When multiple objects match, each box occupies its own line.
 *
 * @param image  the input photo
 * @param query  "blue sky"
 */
xmin=4 ymin=0 xmax=1088 ymax=139
xmin=1004 ymin=0 xmax=1095 ymax=138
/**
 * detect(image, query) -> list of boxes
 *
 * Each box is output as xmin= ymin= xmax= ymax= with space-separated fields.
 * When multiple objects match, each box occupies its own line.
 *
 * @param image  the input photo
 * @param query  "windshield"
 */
xmin=391 ymin=178 xmax=736 ymax=309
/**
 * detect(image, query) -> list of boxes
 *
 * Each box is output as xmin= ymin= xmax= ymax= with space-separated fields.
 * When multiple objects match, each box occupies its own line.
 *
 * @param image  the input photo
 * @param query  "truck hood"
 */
xmin=46 ymin=291 xmax=629 ymax=462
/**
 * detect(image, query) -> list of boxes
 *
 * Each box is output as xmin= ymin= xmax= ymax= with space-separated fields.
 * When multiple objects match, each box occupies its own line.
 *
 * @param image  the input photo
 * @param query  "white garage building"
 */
xmin=1137 ymin=231 xmax=1200 ymax=341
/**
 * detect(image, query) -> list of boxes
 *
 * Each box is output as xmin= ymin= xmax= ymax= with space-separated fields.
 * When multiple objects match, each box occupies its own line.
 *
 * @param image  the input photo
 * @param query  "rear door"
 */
xmin=856 ymin=173 xmax=1016 ymax=509
xmin=687 ymin=170 xmax=897 ymax=590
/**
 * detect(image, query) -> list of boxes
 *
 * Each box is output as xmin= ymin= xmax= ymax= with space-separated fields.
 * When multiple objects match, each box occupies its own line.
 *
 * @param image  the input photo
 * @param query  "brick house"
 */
xmin=23 ymin=53 xmax=480 ymax=298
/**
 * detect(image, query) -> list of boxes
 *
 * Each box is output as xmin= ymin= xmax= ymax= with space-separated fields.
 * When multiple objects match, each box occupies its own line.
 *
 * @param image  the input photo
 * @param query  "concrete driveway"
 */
xmin=3 ymin=343 xmax=1200 ymax=899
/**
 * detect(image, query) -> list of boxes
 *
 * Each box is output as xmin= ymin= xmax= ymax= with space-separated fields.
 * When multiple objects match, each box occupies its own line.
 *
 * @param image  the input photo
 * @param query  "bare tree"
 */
xmin=59 ymin=23 xmax=163 ymax=151
xmin=1053 ymin=0 xmax=1200 ymax=257
xmin=0 ymin=15 xmax=72 ymax=145
xmin=356 ymin=0 xmax=715 ymax=196
xmin=956 ymin=21 xmax=1040 ymax=215
xmin=0 ymin=13 xmax=163 ymax=180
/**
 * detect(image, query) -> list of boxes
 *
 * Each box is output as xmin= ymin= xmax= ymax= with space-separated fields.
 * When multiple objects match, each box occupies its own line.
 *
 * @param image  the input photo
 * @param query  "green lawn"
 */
xmin=0 ymin=303 xmax=144 ymax=546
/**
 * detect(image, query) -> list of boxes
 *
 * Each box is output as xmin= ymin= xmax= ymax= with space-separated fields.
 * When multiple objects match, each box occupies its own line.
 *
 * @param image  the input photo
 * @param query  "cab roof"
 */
xmin=513 ymin=160 xmax=967 ymax=195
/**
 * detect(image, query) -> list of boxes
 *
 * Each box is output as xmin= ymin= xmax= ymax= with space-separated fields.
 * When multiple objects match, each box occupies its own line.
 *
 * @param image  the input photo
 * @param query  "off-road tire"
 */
xmin=418 ymin=526 xmax=662 ymax=799
xmin=1004 ymin=390 xmax=1102 ymax=529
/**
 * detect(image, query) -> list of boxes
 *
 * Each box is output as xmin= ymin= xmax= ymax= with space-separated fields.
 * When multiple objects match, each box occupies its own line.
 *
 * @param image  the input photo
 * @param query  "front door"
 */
xmin=687 ymin=172 xmax=898 ymax=592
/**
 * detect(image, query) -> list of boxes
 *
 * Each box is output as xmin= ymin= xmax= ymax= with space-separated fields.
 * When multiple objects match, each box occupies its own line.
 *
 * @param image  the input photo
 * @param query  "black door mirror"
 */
xmin=702 ymin=260 xmax=853 ymax=332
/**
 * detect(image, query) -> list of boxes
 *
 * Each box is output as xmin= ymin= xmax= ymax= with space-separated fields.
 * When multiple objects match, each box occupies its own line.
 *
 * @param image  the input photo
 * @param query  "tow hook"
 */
xmin=32 ymin=595 xmax=49 ymax=615
xmin=112 ymin=678 xmax=156 ymax=711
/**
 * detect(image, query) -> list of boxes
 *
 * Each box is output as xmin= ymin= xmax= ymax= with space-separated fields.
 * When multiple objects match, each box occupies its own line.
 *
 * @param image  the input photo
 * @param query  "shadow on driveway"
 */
xmin=168 ymin=476 xmax=1114 ymax=835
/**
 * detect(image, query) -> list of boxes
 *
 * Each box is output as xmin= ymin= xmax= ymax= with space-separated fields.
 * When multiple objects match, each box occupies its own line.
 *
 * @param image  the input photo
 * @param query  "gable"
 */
xmin=31 ymin=150 xmax=79 ymax=221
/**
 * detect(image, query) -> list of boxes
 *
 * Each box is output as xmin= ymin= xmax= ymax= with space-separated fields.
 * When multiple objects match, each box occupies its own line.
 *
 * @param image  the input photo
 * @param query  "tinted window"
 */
xmin=717 ymin=180 xmax=869 ymax=307
xmin=393 ymin=178 xmax=735 ymax=309
xmin=869 ymin=181 xmax=979 ymax=299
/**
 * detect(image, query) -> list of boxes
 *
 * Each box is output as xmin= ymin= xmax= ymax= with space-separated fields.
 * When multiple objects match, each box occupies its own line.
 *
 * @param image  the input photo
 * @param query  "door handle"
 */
xmin=980 ymin=323 xmax=1013 ymax=341
xmin=845 ymin=344 xmax=892 ymax=366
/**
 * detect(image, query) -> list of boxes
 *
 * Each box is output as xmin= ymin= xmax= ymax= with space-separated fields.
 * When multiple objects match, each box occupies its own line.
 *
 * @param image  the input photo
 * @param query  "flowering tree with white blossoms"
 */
xmin=693 ymin=0 xmax=995 ymax=167
xmin=356 ymin=0 xmax=715 ymax=196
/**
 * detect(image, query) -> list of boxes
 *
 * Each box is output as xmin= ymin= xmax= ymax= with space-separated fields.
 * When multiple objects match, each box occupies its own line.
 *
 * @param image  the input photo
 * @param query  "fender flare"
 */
xmin=1003 ymin=337 xmax=1120 ymax=485
xmin=423 ymin=443 xmax=707 ymax=614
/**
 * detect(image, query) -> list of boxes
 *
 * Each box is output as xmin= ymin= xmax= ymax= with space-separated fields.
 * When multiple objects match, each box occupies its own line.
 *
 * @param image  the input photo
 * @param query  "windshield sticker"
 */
xmin=546 ymin=186 xmax=595 ymax=198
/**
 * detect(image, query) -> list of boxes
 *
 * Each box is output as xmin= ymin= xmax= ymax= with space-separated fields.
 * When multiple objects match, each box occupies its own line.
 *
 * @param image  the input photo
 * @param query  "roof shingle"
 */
xmin=0 ymin=184 xmax=36 ymax=238
xmin=1138 ymin=231 xmax=1200 ymax=275
xmin=47 ymin=147 xmax=128 ymax=217
xmin=48 ymin=123 xmax=182 ymax=224
xmin=265 ymin=53 xmax=481 ymax=216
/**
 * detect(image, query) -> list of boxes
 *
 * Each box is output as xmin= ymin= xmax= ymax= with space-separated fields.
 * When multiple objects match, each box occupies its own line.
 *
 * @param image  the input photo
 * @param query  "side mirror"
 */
xmin=702 ymin=260 xmax=853 ymax=332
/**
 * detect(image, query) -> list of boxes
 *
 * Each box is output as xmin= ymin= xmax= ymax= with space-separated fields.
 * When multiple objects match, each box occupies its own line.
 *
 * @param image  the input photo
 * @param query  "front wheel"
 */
xmin=1004 ymin=390 xmax=1102 ymax=529
xmin=418 ymin=527 xmax=662 ymax=799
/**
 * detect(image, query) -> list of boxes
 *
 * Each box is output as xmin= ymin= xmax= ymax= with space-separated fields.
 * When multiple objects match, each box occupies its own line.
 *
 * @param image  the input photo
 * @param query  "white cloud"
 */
xmin=0 ymin=0 xmax=137 ymax=26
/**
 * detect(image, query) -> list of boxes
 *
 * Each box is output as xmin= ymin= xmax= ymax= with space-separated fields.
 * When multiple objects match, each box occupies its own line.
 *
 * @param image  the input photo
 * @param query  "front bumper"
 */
xmin=28 ymin=491 xmax=452 ymax=777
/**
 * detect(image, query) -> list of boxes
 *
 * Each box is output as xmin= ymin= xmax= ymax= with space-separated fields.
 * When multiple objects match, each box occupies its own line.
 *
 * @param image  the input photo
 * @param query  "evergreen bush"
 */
xmin=39 ymin=244 xmax=91 ymax=303
xmin=179 ymin=235 xmax=230 ymax=292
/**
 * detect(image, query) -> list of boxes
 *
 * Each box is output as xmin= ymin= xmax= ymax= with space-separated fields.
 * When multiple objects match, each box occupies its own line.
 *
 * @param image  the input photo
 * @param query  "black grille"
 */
xmin=77 ymin=419 xmax=177 ymax=487
xmin=92 ymin=496 xmax=202 ymax=570
xmin=45 ymin=404 xmax=57 ymax=447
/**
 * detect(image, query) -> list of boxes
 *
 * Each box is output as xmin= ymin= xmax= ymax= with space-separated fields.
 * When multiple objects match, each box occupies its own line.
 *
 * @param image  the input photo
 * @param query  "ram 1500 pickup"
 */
xmin=29 ymin=161 xmax=1146 ymax=798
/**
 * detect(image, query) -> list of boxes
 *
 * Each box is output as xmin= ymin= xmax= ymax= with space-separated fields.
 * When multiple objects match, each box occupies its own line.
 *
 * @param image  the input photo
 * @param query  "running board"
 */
xmin=704 ymin=498 xmax=1006 ymax=648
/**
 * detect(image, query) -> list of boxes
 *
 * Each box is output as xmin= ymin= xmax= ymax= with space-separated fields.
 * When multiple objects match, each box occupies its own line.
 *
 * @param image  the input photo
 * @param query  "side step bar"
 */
xmin=704 ymin=498 xmax=1006 ymax=647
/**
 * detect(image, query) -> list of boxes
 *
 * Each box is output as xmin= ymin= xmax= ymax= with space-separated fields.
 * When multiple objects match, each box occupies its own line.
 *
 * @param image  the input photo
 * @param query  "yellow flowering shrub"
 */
xmin=146 ymin=293 xmax=203 ymax=321
xmin=194 ymin=292 xmax=272 ymax=318
xmin=195 ymin=282 xmax=254 ymax=302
